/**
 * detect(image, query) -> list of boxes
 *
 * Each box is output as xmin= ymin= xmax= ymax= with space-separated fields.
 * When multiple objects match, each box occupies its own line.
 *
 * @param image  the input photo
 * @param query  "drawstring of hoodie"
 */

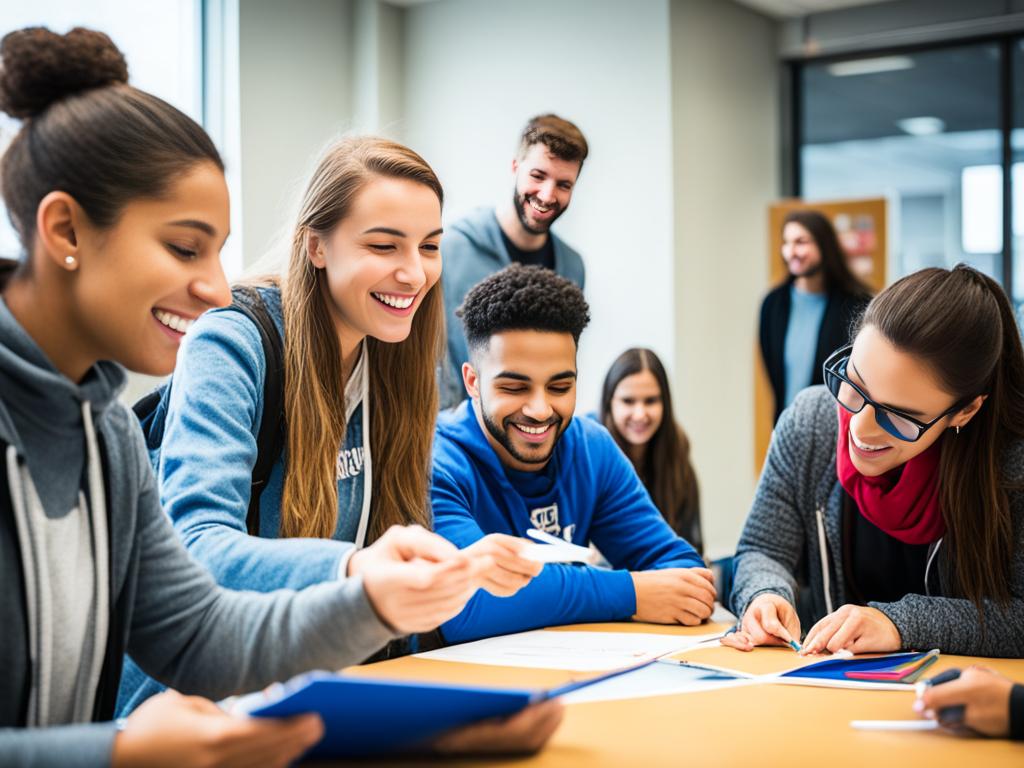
xmin=6 ymin=443 xmax=42 ymax=724
xmin=78 ymin=400 xmax=110 ymax=722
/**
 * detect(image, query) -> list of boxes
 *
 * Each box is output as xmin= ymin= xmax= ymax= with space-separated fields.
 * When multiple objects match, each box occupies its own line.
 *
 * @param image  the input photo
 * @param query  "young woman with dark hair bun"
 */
xmin=728 ymin=265 xmax=1024 ymax=659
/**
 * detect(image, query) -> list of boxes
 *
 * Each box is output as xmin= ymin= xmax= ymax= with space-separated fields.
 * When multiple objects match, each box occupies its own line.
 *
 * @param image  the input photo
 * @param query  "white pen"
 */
xmin=850 ymin=720 xmax=939 ymax=731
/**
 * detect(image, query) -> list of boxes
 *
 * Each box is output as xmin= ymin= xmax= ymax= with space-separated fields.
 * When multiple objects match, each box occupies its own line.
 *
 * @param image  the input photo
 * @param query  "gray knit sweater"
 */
xmin=731 ymin=386 xmax=1024 ymax=657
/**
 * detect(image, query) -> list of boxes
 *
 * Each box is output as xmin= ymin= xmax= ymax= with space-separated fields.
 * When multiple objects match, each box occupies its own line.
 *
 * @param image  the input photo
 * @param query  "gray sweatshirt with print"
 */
xmin=731 ymin=386 xmax=1024 ymax=657
xmin=0 ymin=296 xmax=398 ymax=766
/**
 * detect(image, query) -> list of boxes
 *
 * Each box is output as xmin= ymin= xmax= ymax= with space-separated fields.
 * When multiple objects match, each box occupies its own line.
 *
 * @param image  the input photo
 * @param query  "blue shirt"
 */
xmin=432 ymin=401 xmax=703 ymax=644
xmin=783 ymin=284 xmax=828 ymax=408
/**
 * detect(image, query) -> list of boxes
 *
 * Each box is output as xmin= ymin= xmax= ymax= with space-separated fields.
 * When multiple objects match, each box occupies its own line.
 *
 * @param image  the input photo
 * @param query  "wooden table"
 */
xmin=336 ymin=622 xmax=1024 ymax=767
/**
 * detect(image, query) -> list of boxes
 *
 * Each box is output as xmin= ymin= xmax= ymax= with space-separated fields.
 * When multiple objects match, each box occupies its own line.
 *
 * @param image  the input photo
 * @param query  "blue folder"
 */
xmin=241 ymin=660 xmax=652 ymax=760
xmin=779 ymin=650 xmax=937 ymax=683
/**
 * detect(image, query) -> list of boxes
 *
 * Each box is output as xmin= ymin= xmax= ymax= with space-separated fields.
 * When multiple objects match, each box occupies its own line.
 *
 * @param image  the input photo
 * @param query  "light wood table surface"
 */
xmin=332 ymin=621 xmax=1024 ymax=767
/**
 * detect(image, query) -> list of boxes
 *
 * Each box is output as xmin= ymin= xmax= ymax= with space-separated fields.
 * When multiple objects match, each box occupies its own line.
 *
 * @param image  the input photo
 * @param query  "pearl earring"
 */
xmin=64 ymin=256 xmax=75 ymax=266
xmin=955 ymin=425 xmax=960 ymax=435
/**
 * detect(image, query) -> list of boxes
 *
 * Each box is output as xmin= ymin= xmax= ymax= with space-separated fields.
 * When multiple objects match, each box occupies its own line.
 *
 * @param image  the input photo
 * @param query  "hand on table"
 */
xmin=720 ymin=592 xmax=800 ymax=652
xmin=432 ymin=699 xmax=564 ymax=755
xmin=799 ymin=604 xmax=900 ymax=655
xmin=464 ymin=533 xmax=544 ymax=597
xmin=915 ymin=666 xmax=1015 ymax=737
xmin=630 ymin=567 xmax=716 ymax=625
xmin=347 ymin=524 xmax=488 ymax=633
xmin=112 ymin=689 xmax=322 ymax=768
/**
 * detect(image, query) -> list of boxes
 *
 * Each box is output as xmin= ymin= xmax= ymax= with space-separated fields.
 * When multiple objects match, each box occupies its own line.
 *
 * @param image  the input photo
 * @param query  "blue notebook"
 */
xmin=779 ymin=650 xmax=939 ymax=686
xmin=237 ymin=660 xmax=652 ymax=759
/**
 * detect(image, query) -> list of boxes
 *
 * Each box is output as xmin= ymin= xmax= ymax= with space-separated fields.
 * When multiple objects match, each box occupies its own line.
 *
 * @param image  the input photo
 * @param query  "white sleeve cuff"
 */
xmin=336 ymin=546 xmax=357 ymax=580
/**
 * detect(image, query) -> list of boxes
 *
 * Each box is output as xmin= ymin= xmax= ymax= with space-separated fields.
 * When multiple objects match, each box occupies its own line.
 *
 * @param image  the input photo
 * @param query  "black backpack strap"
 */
xmin=230 ymin=286 xmax=286 ymax=536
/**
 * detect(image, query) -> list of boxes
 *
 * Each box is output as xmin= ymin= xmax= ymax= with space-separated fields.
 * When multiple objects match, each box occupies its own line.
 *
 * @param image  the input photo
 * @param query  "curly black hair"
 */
xmin=457 ymin=264 xmax=591 ymax=353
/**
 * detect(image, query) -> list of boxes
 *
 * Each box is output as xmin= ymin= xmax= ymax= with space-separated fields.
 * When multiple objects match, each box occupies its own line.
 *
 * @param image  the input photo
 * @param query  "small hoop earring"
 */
xmin=64 ymin=256 xmax=75 ymax=266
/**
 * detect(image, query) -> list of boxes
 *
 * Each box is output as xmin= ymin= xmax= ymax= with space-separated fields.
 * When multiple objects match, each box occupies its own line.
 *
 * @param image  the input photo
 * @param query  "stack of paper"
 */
xmin=415 ymin=629 xmax=723 ymax=671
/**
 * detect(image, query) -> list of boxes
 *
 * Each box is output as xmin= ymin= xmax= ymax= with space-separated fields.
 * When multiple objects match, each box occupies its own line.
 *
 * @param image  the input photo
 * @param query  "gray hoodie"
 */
xmin=0 ymin=288 xmax=397 ymax=766
xmin=731 ymin=386 xmax=1024 ymax=657
xmin=439 ymin=207 xmax=585 ymax=407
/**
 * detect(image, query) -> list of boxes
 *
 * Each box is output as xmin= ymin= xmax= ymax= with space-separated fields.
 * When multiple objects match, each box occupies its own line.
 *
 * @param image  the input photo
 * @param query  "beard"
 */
xmin=791 ymin=260 xmax=823 ymax=279
xmin=480 ymin=395 xmax=566 ymax=466
xmin=513 ymin=189 xmax=565 ymax=236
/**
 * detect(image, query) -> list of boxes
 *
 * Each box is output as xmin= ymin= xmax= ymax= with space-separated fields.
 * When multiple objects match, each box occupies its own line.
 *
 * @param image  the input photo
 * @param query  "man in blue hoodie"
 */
xmin=440 ymin=114 xmax=588 ymax=407
xmin=434 ymin=265 xmax=716 ymax=643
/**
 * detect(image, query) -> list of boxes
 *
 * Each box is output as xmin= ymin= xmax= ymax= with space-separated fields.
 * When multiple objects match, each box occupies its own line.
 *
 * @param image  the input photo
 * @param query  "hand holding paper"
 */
xmin=522 ymin=528 xmax=594 ymax=563
xmin=351 ymin=525 xmax=482 ymax=633
xmin=464 ymin=533 xmax=544 ymax=596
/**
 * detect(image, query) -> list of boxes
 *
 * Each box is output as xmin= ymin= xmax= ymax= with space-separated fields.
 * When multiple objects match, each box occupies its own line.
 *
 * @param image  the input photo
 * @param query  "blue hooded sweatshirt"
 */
xmin=434 ymin=400 xmax=703 ymax=643
xmin=440 ymin=207 xmax=585 ymax=406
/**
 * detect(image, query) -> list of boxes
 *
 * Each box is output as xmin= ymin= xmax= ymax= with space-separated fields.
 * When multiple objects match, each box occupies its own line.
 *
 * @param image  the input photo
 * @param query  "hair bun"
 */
xmin=0 ymin=26 xmax=128 ymax=119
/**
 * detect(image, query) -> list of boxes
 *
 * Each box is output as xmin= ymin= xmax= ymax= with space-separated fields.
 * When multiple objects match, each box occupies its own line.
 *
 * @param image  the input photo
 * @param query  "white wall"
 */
xmin=401 ymin=0 xmax=677 ymax=413
xmin=227 ymin=0 xmax=781 ymax=559
xmin=671 ymin=0 xmax=779 ymax=558
xmin=238 ymin=0 xmax=354 ymax=268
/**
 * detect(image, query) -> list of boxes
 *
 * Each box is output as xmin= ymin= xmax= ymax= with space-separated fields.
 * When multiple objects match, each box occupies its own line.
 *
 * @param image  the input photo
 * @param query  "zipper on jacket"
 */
xmin=815 ymin=507 xmax=834 ymax=615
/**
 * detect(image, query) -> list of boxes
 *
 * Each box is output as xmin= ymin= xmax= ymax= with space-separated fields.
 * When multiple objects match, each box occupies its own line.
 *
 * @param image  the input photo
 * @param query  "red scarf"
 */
xmin=835 ymin=406 xmax=945 ymax=545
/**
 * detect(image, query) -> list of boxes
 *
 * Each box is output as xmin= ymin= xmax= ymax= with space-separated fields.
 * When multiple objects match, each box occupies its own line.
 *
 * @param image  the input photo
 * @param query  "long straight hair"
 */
xmin=783 ymin=209 xmax=872 ymax=299
xmin=599 ymin=348 xmax=698 ymax=544
xmin=858 ymin=265 xmax=1024 ymax=609
xmin=278 ymin=137 xmax=445 ymax=541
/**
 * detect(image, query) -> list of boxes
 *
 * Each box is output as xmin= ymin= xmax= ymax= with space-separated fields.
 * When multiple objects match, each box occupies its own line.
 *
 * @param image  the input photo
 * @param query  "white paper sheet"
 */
xmin=415 ymin=630 xmax=724 ymax=671
xmin=562 ymin=660 xmax=760 ymax=704
xmin=709 ymin=603 xmax=738 ymax=625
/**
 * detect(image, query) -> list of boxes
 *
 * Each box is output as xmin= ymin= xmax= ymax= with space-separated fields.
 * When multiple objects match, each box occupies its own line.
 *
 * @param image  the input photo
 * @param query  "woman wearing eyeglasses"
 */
xmin=725 ymin=265 xmax=1024 ymax=658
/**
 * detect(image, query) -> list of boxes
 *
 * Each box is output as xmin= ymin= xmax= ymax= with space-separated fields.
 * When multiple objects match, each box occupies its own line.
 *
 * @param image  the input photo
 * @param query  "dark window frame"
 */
xmin=785 ymin=33 xmax=1018 ymax=296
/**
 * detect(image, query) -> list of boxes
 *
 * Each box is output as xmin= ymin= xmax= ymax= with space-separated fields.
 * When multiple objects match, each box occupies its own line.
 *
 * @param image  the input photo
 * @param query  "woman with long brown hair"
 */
xmin=728 ymin=265 xmax=1024 ymax=657
xmin=598 ymin=348 xmax=702 ymax=555
xmin=116 ymin=136 xmax=557 ymax=750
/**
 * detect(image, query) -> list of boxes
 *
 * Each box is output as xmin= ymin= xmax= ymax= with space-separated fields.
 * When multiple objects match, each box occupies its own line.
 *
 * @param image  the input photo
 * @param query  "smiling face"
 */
xmin=781 ymin=221 xmax=823 ymax=280
xmin=71 ymin=161 xmax=231 ymax=376
xmin=464 ymin=330 xmax=578 ymax=472
xmin=310 ymin=176 xmax=442 ymax=353
xmin=841 ymin=325 xmax=986 ymax=476
xmin=511 ymin=143 xmax=580 ymax=236
xmin=610 ymin=369 xmax=664 ymax=447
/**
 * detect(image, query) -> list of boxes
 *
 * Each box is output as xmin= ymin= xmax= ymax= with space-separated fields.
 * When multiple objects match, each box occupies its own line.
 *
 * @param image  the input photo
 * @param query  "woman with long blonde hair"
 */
xmin=117 ymin=136 xmax=557 ymax=752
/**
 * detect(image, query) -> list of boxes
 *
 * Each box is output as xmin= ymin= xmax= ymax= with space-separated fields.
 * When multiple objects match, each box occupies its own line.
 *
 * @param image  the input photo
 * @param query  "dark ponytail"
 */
xmin=859 ymin=265 xmax=1024 ymax=610
xmin=0 ymin=26 xmax=222 ymax=256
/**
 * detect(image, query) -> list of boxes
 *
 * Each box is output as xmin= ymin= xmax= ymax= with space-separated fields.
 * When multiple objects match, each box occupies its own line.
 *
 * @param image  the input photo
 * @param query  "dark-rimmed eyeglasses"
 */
xmin=822 ymin=344 xmax=962 ymax=443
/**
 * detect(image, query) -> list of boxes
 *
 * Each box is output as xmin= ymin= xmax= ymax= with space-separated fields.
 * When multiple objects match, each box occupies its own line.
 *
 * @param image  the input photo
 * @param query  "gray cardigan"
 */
xmin=731 ymin=386 xmax=1024 ymax=657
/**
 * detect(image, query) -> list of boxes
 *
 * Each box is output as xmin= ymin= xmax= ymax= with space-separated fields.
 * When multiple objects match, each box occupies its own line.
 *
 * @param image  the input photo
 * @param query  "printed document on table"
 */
xmin=415 ymin=630 xmax=724 ymax=671
xmin=562 ymin=660 xmax=759 ymax=704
